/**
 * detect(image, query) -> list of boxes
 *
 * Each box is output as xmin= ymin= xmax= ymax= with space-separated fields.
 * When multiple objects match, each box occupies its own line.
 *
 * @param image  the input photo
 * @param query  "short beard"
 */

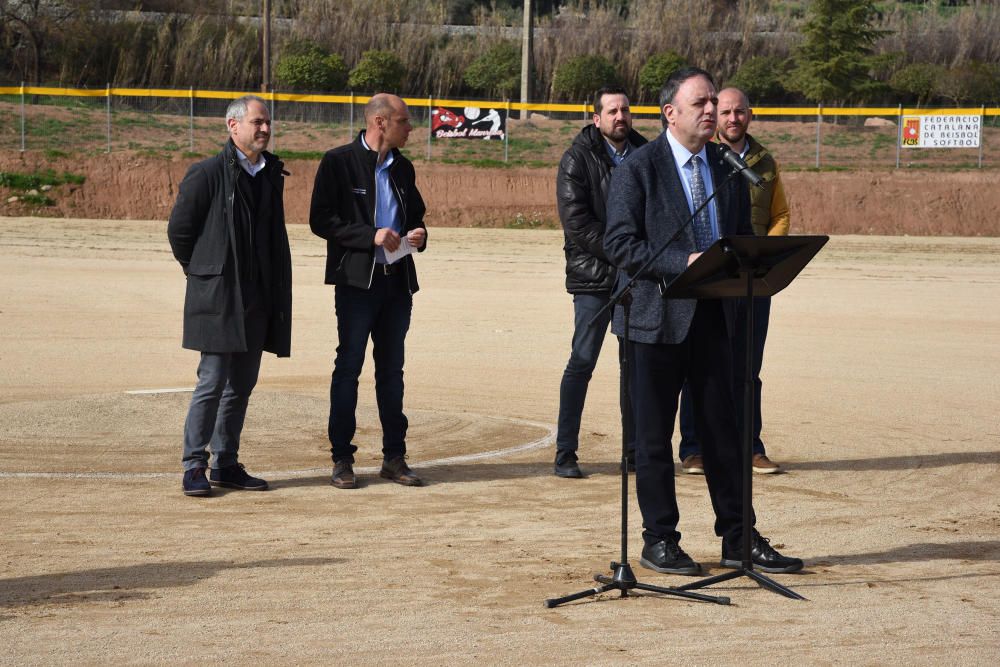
xmin=601 ymin=124 xmax=629 ymax=143
xmin=720 ymin=126 xmax=746 ymax=144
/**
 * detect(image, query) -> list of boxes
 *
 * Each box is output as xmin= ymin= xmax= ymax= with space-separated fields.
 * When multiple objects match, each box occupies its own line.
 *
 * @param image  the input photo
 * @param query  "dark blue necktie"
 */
xmin=689 ymin=155 xmax=714 ymax=252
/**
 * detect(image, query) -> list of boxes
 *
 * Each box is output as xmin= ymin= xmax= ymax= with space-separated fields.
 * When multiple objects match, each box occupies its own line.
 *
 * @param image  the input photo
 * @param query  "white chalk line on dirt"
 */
xmin=124 ymin=387 xmax=195 ymax=395
xmin=0 ymin=415 xmax=555 ymax=480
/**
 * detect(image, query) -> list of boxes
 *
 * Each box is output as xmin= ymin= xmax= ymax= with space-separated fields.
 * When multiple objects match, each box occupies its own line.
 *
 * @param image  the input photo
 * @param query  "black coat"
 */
xmin=167 ymin=140 xmax=292 ymax=356
xmin=309 ymin=131 xmax=427 ymax=293
xmin=556 ymin=124 xmax=647 ymax=294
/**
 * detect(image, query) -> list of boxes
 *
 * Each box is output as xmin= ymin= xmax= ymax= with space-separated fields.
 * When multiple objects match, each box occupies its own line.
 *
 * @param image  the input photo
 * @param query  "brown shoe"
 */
xmin=380 ymin=456 xmax=423 ymax=486
xmin=752 ymin=453 xmax=781 ymax=474
xmin=681 ymin=454 xmax=705 ymax=475
xmin=331 ymin=461 xmax=357 ymax=489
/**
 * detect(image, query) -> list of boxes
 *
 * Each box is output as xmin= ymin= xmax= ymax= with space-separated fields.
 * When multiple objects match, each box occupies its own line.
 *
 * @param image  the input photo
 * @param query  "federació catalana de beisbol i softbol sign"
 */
xmin=901 ymin=114 xmax=981 ymax=148
xmin=432 ymin=106 xmax=507 ymax=140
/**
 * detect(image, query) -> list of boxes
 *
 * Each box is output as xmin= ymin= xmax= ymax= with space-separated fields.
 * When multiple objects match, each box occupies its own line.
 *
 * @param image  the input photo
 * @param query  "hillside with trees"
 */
xmin=1 ymin=0 xmax=998 ymax=106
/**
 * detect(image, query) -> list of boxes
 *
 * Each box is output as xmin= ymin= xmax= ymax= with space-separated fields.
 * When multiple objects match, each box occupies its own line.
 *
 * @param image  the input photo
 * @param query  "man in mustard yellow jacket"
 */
xmin=678 ymin=86 xmax=790 ymax=475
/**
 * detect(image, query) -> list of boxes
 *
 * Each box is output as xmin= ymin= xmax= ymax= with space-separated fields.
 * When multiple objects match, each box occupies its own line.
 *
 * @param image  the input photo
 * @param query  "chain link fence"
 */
xmin=1 ymin=86 xmax=997 ymax=170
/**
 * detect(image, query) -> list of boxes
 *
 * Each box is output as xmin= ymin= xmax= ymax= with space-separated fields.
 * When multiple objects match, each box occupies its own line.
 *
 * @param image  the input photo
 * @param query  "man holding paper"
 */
xmin=310 ymin=93 xmax=428 ymax=489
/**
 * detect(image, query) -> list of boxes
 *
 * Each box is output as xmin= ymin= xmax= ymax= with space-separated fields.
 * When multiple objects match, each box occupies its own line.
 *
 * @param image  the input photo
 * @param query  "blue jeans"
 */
xmin=678 ymin=296 xmax=771 ymax=460
xmin=182 ymin=306 xmax=268 ymax=471
xmin=329 ymin=270 xmax=412 ymax=464
xmin=556 ymin=293 xmax=630 ymax=463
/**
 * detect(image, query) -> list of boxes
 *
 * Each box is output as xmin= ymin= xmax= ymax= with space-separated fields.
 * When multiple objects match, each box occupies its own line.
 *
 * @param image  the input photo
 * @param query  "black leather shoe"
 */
xmin=331 ymin=460 xmax=357 ymax=489
xmin=209 ymin=463 xmax=268 ymax=491
xmin=721 ymin=532 xmax=804 ymax=573
xmin=639 ymin=539 xmax=701 ymax=575
xmin=380 ymin=456 xmax=423 ymax=486
xmin=554 ymin=459 xmax=583 ymax=478
xmin=182 ymin=467 xmax=211 ymax=496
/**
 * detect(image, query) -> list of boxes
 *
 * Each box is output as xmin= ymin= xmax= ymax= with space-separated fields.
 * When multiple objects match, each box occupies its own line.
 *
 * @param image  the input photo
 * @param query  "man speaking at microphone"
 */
xmin=603 ymin=67 xmax=802 ymax=575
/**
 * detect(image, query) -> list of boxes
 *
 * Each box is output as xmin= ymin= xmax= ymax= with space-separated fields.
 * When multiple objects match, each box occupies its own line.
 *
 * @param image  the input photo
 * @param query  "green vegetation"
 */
xmin=0 ymin=170 xmax=85 ymax=189
xmin=552 ymin=55 xmax=619 ymax=102
xmin=727 ymin=57 xmax=791 ymax=104
xmin=890 ymin=63 xmax=943 ymax=106
xmin=506 ymin=211 xmax=557 ymax=229
xmin=789 ymin=0 xmax=887 ymax=104
xmin=441 ymin=157 xmax=510 ymax=169
xmin=275 ymin=150 xmax=326 ymax=161
xmin=463 ymin=41 xmax=520 ymax=99
xmin=869 ymin=132 xmax=896 ymax=157
xmin=275 ymin=42 xmax=348 ymax=92
xmin=17 ymin=192 xmax=55 ymax=206
xmin=2 ymin=0 xmax=1000 ymax=107
xmin=348 ymin=50 xmax=406 ymax=93
xmin=639 ymin=52 xmax=686 ymax=99
xmin=0 ymin=169 xmax=84 ymax=208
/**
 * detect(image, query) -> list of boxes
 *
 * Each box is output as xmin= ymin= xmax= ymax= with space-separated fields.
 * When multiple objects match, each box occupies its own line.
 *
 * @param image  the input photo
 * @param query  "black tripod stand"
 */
xmin=661 ymin=235 xmax=827 ymax=600
xmin=544 ymin=291 xmax=729 ymax=608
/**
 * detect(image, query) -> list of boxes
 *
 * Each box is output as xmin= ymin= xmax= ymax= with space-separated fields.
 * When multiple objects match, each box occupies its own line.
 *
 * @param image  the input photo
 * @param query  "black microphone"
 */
xmin=718 ymin=144 xmax=764 ymax=189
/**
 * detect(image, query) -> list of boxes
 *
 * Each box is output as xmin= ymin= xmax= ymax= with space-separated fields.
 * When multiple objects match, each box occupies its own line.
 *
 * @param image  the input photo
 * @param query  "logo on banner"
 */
xmin=432 ymin=106 xmax=506 ymax=141
xmin=900 ymin=114 xmax=980 ymax=148
xmin=902 ymin=117 xmax=920 ymax=146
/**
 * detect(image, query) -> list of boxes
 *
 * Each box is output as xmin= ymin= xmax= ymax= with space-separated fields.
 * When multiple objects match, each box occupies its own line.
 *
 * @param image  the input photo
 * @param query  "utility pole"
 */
xmin=261 ymin=0 xmax=272 ymax=92
xmin=520 ymin=0 xmax=532 ymax=121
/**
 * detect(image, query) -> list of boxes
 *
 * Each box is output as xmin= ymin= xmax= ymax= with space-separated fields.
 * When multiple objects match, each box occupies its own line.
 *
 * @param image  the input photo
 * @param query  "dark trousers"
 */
xmin=555 ymin=293 xmax=631 ymax=463
xmin=630 ymin=300 xmax=753 ymax=549
xmin=329 ymin=270 xmax=412 ymax=464
xmin=181 ymin=304 xmax=269 ymax=471
xmin=679 ymin=296 xmax=771 ymax=460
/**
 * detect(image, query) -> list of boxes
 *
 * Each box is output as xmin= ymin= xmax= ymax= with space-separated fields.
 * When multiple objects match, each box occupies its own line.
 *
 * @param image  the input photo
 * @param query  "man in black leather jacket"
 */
xmin=309 ymin=93 xmax=428 ymax=490
xmin=553 ymin=86 xmax=647 ymax=478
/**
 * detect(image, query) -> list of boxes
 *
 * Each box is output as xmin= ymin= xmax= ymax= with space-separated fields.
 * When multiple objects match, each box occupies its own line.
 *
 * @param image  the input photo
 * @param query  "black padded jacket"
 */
xmin=555 ymin=124 xmax=647 ymax=294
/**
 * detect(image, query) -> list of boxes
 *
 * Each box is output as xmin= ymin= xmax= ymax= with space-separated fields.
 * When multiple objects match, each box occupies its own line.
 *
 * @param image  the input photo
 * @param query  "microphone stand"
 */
xmin=544 ymin=165 xmax=742 ymax=609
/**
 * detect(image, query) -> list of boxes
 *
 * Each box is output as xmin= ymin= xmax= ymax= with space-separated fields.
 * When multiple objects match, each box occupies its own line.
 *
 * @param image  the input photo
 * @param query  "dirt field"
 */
xmin=2 ymin=148 xmax=999 ymax=237
xmin=1 ymin=217 xmax=998 ymax=665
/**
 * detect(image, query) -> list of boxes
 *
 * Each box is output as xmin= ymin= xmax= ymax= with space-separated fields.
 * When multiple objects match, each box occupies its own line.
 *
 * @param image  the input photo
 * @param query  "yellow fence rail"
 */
xmin=2 ymin=85 xmax=998 ymax=117
xmin=1 ymin=85 xmax=994 ymax=168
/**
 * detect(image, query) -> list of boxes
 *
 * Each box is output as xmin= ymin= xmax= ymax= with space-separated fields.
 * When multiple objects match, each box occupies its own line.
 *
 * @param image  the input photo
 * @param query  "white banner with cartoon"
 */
xmin=432 ymin=106 xmax=507 ymax=140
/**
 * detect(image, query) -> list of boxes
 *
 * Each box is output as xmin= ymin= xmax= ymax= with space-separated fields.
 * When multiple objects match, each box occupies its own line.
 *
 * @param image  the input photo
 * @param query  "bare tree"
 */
xmin=0 ymin=0 xmax=81 ymax=84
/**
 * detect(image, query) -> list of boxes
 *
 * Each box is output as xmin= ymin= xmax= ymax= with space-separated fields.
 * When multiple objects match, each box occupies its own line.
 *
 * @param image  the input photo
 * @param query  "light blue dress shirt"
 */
xmin=234 ymin=147 xmax=266 ymax=177
xmin=361 ymin=133 xmax=402 ymax=264
xmin=604 ymin=139 xmax=630 ymax=166
xmin=664 ymin=129 xmax=720 ymax=241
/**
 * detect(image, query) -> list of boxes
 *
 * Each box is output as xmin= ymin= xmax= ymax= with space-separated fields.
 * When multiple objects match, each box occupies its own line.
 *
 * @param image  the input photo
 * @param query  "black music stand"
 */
xmin=662 ymin=234 xmax=828 ymax=600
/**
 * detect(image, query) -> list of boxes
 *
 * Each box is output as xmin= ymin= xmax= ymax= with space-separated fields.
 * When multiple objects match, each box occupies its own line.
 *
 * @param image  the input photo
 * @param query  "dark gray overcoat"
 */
xmin=604 ymin=133 xmax=752 ymax=345
xmin=167 ymin=139 xmax=292 ymax=356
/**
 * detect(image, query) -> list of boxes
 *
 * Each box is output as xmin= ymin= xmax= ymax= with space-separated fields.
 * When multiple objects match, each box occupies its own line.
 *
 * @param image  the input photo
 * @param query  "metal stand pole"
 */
xmin=673 ymin=263 xmax=805 ymax=601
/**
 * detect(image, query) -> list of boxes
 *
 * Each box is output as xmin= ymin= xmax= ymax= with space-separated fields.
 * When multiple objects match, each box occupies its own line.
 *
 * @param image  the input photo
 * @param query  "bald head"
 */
xmin=716 ymin=87 xmax=752 ymax=150
xmin=363 ymin=93 xmax=412 ymax=158
xmin=364 ymin=93 xmax=401 ymax=125
xmin=718 ymin=87 xmax=750 ymax=108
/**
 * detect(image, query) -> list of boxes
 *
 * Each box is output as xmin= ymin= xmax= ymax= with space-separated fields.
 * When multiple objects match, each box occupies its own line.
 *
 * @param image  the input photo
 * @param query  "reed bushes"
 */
xmin=1 ymin=0 xmax=998 ymax=105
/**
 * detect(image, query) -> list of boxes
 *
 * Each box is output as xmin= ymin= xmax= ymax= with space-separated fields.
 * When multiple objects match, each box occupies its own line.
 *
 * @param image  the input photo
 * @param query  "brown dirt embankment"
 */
xmin=1 ymin=151 xmax=996 ymax=236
